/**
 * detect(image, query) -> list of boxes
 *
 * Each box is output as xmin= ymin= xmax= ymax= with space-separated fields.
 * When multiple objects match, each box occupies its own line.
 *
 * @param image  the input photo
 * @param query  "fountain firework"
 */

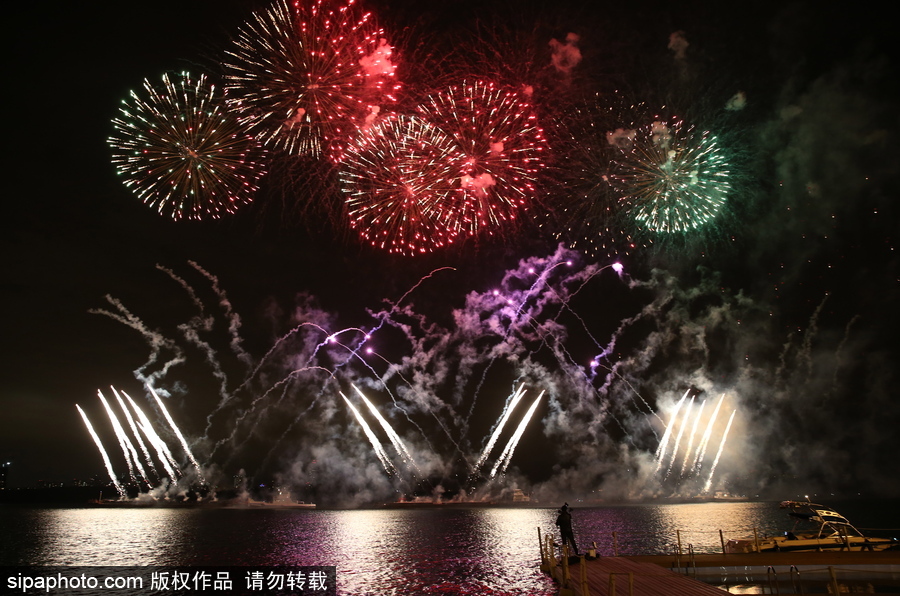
xmin=76 ymin=405 xmax=126 ymax=498
xmin=81 ymin=245 xmax=762 ymax=504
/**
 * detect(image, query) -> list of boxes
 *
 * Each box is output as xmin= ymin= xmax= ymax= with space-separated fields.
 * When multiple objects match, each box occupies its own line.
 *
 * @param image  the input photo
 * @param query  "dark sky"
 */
xmin=3 ymin=0 xmax=897 ymax=505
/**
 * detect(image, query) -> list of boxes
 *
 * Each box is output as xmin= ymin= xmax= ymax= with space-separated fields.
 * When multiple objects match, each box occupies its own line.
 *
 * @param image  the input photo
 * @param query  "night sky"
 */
xmin=3 ymin=0 xmax=897 ymax=505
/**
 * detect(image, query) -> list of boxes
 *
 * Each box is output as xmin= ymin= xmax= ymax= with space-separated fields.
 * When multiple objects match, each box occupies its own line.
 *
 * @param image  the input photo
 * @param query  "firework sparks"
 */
xmin=111 ymin=387 xmax=157 ymax=480
xmin=353 ymin=384 xmax=419 ymax=474
xmin=665 ymin=396 xmax=694 ymax=478
xmin=489 ymin=391 xmax=544 ymax=478
xmin=609 ymin=118 xmax=731 ymax=234
xmin=473 ymin=384 xmax=526 ymax=474
xmin=108 ymin=72 xmax=267 ymax=220
xmin=97 ymin=389 xmax=148 ymax=485
xmin=339 ymin=114 xmax=464 ymax=255
xmin=703 ymin=409 xmax=736 ymax=493
xmin=222 ymin=0 xmax=400 ymax=159
xmin=416 ymin=81 xmax=549 ymax=239
xmin=76 ymin=405 xmax=126 ymax=498
xmin=693 ymin=394 xmax=725 ymax=473
xmin=655 ymin=389 xmax=689 ymax=470
xmin=149 ymin=387 xmax=205 ymax=483
xmin=680 ymin=399 xmax=706 ymax=476
xmin=341 ymin=392 xmax=396 ymax=475
xmin=548 ymin=100 xmax=643 ymax=259
xmin=120 ymin=390 xmax=181 ymax=482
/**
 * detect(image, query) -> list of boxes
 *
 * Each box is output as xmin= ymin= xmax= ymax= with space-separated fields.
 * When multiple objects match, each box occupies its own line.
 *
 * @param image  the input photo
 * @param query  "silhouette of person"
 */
xmin=555 ymin=503 xmax=578 ymax=555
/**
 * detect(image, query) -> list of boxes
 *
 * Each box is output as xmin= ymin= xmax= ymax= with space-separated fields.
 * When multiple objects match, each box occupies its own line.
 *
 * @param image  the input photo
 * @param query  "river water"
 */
xmin=2 ymin=500 xmax=897 ymax=595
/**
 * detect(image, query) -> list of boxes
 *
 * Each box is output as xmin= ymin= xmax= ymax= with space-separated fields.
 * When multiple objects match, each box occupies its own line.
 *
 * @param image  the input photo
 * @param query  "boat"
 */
xmin=725 ymin=500 xmax=898 ymax=553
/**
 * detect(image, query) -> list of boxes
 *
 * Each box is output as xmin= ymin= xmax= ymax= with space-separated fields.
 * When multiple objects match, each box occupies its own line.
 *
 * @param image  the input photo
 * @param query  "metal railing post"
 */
xmin=789 ymin=565 xmax=803 ymax=595
xmin=766 ymin=565 xmax=779 ymax=595
xmin=828 ymin=566 xmax=840 ymax=595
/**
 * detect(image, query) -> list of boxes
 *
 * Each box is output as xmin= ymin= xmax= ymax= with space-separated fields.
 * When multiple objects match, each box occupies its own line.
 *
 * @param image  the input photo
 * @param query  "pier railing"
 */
xmin=545 ymin=525 xmax=898 ymax=556
xmin=539 ymin=526 xmax=900 ymax=595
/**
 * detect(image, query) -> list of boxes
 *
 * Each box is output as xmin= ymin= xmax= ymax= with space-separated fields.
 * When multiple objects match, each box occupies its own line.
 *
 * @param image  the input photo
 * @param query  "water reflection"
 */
xmin=4 ymin=501 xmax=893 ymax=594
xmin=566 ymin=502 xmax=792 ymax=555
xmin=22 ymin=508 xmax=195 ymax=566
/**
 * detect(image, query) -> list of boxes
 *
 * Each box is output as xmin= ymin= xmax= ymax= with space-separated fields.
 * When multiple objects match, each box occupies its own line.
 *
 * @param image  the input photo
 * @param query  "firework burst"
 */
xmin=339 ymin=114 xmax=464 ymax=255
xmin=222 ymin=0 xmax=401 ymax=160
xmin=609 ymin=118 xmax=731 ymax=234
xmin=545 ymin=101 xmax=645 ymax=260
xmin=108 ymin=72 xmax=268 ymax=221
xmin=416 ymin=80 xmax=549 ymax=239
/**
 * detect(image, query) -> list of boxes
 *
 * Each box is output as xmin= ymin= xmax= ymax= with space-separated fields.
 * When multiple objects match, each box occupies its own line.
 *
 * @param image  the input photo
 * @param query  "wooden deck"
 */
xmin=542 ymin=550 xmax=900 ymax=596
xmin=546 ymin=555 xmax=728 ymax=595
xmin=627 ymin=550 xmax=900 ymax=568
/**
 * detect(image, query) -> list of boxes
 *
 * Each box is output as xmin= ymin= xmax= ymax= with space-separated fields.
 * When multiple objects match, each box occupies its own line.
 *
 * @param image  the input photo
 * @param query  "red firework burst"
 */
xmin=223 ymin=0 xmax=401 ymax=160
xmin=339 ymin=114 xmax=466 ymax=255
xmin=416 ymin=81 xmax=549 ymax=238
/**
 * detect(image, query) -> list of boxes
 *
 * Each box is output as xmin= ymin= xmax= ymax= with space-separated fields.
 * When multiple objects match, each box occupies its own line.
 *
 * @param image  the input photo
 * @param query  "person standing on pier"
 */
xmin=556 ymin=503 xmax=579 ymax=555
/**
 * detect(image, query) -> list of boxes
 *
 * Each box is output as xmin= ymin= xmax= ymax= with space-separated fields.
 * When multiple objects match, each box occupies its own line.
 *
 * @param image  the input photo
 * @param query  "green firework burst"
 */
xmin=108 ymin=72 xmax=268 ymax=221
xmin=610 ymin=119 xmax=731 ymax=234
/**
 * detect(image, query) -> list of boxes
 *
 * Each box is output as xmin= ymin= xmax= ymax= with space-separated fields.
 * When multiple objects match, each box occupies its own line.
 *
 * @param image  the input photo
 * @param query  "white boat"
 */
xmin=725 ymin=500 xmax=898 ymax=553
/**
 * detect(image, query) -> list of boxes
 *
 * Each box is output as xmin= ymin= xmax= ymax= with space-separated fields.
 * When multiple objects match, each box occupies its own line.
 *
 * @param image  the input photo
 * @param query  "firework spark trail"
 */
xmin=590 ymin=361 xmax=660 ymax=427
xmin=111 ymin=387 xmax=158 ymax=479
xmin=150 ymin=387 xmax=204 ymax=482
xmin=155 ymin=266 xmax=232 ymax=415
xmin=224 ymin=325 xmax=423 ymax=461
xmin=189 ymin=261 xmax=253 ymax=367
xmin=98 ymin=390 xmax=146 ymax=484
xmin=321 ymin=336 xmax=435 ymax=445
xmin=463 ymin=255 xmax=576 ymax=429
xmin=353 ymin=385 xmax=420 ymax=475
xmin=157 ymin=265 xmax=206 ymax=316
xmin=234 ymin=322 xmax=330 ymax=397
xmin=121 ymin=390 xmax=180 ymax=482
xmin=797 ymin=296 xmax=828 ymax=380
xmin=680 ymin=399 xmax=706 ymax=476
xmin=89 ymin=296 xmax=185 ymax=393
xmin=212 ymin=366 xmax=336 ymax=458
xmin=473 ymin=384 xmax=526 ymax=473
xmin=207 ymin=323 xmax=359 ymax=441
xmin=693 ymin=394 xmax=725 ymax=473
xmin=361 ymin=348 xmax=445 ymax=456
xmin=341 ymin=392 xmax=395 ymax=475
xmin=503 ymin=260 xmax=661 ymax=440
xmin=592 ymin=290 xmax=674 ymax=423
xmin=490 ymin=391 xmax=544 ymax=477
xmin=76 ymin=405 xmax=125 ymax=498
xmin=455 ymin=253 xmax=653 ymax=448
xmin=703 ymin=409 xmax=736 ymax=493
xmin=665 ymin=396 xmax=694 ymax=478
xmin=655 ymin=390 xmax=689 ymax=470
xmin=538 ymin=261 xmax=620 ymax=350
xmin=226 ymin=329 xmax=416 ymax=454
xmin=391 ymin=267 xmax=457 ymax=308
xmin=213 ymin=323 xmax=371 ymax=451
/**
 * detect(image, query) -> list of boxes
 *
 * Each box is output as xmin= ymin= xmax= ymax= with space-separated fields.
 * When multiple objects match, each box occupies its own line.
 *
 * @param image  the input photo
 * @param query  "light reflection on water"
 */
xmin=3 ymin=501 xmax=896 ymax=595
